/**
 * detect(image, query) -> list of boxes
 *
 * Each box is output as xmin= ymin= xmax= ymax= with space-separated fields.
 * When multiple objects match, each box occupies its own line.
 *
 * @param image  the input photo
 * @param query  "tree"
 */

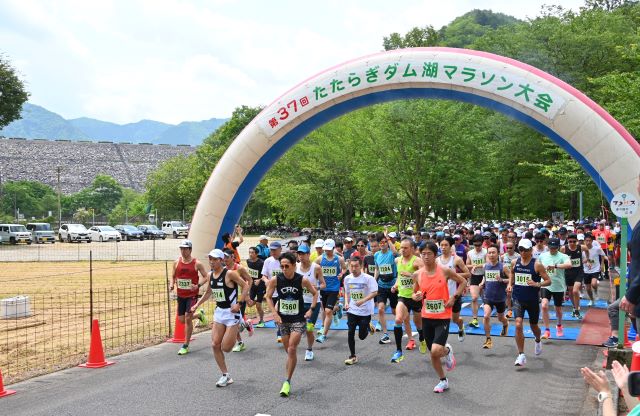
xmin=0 ymin=55 xmax=29 ymax=129
xmin=0 ymin=180 xmax=57 ymax=218
xmin=65 ymin=175 xmax=123 ymax=216
xmin=107 ymin=189 xmax=147 ymax=225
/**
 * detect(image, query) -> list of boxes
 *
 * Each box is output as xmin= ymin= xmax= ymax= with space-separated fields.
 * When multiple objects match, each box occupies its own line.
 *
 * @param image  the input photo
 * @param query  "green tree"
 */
xmin=0 ymin=180 xmax=57 ymax=218
xmin=0 ymin=55 xmax=29 ymax=129
xmin=107 ymin=189 xmax=147 ymax=225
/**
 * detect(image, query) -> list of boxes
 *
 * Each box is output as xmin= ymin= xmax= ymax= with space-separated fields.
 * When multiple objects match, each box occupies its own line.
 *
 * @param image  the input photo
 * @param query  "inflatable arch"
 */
xmin=189 ymin=47 xmax=640 ymax=259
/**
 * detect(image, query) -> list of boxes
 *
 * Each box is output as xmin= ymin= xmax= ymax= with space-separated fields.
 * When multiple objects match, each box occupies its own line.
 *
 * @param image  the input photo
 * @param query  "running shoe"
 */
xmin=433 ymin=379 xmax=449 ymax=393
xmin=602 ymin=336 xmax=618 ymax=348
xmin=406 ymin=339 xmax=416 ymax=350
xmin=534 ymin=340 xmax=542 ymax=356
xmin=500 ymin=323 xmax=509 ymax=337
xmin=306 ymin=322 xmax=315 ymax=332
xmin=444 ymin=343 xmax=456 ymax=371
xmin=177 ymin=346 xmax=189 ymax=355
xmin=587 ymin=300 xmax=594 ymax=307
xmin=379 ymin=333 xmax=391 ymax=344
xmin=345 ymin=356 xmax=358 ymax=365
xmin=337 ymin=303 xmax=344 ymax=319
xmin=246 ymin=319 xmax=254 ymax=337
xmin=238 ymin=320 xmax=245 ymax=333
xmin=277 ymin=336 xmax=282 ymax=343
xmin=304 ymin=350 xmax=314 ymax=361
xmin=469 ymin=318 xmax=479 ymax=328
xmin=482 ymin=337 xmax=493 ymax=349
xmin=280 ymin=381 xmax=290 ymax=397
xmin=458 ymin=327 xmax=465 ymax=342
xmin=541 ymin=329 xmax=551 ymax=339
xmin=316 ymin=334 xmax=326 ymax=344
xmin=556 ymin=324 xmax=564 ymax=338
xmin=391 ymin=350 xmax=404 ymax=363
xmin=375 ymin=322 xmax=382 ymax=332
xmin=514 ymin=353 xmax=527 ymax=367
xmin=256 ymin=321 xmax=265 ymax=328
xmin=419 ymin=340 xmax=427 ymax=354
xmin=506 ymin=310 xmax=513 ymax=319
xmin=574 ymin=310 xmax=582 ymax=320
xmin=197 ymin=308 xmax=209 ymax=325
xmin=317 ymin=328 xmax=324 ymax=335
xmin=368 ymin=321 xmax=376 ymax=335
xmin=232 ymin=342 xmax=246 ymax=352
xmin=332 ymin=312 xmax=339 ymax=326
xmin=216 ymin=374 xmax=233 ymax=387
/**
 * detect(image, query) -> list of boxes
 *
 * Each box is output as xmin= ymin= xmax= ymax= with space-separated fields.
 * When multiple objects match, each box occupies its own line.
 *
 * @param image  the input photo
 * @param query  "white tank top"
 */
xmin=468 ymin=248 xmax=487 ymax=276
xmin=437 ymin=254 xmax=458 ymax=297
xmin=296 ymin=262 xmax=318 ymax=304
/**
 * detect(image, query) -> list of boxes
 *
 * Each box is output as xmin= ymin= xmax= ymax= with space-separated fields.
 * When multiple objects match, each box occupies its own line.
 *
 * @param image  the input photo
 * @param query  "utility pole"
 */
xmin=56 ymin=166 xmax=62 ymax=228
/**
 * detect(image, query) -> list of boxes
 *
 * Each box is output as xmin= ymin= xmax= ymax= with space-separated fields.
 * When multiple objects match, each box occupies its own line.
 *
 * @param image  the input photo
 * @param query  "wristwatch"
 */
xmin=597 ymin=391 xmax=611 ymax=403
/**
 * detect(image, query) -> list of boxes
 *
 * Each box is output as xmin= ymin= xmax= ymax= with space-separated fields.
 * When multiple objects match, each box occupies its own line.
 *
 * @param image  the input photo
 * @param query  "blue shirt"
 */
xmin=483 ymin=261 xmax=506 ymax=303
xmin=320 ymin=254 xmax=341 ymax=292
xmin=374 ymin=250 xmax=397 ymax=289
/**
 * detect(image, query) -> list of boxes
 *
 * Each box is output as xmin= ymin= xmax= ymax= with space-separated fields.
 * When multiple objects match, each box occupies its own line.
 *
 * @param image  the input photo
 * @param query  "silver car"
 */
xmin=26 ymin=223 xmax=56 ymax=244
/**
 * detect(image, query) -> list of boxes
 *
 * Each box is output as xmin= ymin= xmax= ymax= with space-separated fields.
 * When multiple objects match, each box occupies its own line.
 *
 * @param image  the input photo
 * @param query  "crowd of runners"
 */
xmin=169 ymin=218 xmax=623 ymax=396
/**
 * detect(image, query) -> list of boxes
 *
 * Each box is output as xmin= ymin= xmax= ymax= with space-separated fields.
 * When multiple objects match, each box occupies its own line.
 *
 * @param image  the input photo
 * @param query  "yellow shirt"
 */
xmin=310 ymin=250 xmax=321 ymax=263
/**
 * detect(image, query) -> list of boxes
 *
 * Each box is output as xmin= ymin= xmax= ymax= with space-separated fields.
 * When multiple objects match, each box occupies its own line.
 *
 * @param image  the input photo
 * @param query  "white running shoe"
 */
xmin=444 ymin=343 xmax=456 ymax=371
xmin=216 ymin=374 xmax=233 ymax=387
xmin=304 ymin=350 xmax=314 ymax=361
xmin=587 ymin=300 xmax=594 ymax=307
xmin=433 ymin=379 xmax=449 ymax=393
xmin=535 ymin=340 xmax=542 ymax=356
xmin=514 ymin=353 xmax=527 ymax=367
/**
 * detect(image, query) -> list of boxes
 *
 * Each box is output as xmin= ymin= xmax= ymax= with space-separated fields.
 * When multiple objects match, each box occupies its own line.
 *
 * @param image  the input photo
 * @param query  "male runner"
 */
xmin=479 ymin=245 xmax=510 ymax=349
xmin=343 ymin=254 xmax=378 ymax=365
xmin=507 ymin=239 xmax=551 ymax=366
xmin=266 ymin=252 xmax=318 ymax=397
xmin=262 ymin=241 xmax=283 ymax=342
xmin=222 ymin=249 xmax=253 ymax=352
xmin=583 ymin=232 xmax=606 ymax=305
xmin=539 ymin=238 xmax=572 ymax=339
xmin=561 ymin=234 xmax=588 ymax=319
xmin=190 ymin=249 xmax=246 ymax=387
xmin=437 ymin=236 xmax=471 ymax=342
xmin=375 ymin=234 xmax=398 ymax=344
xmin=296 ymin=244 xmax=325 ymax=361
xmin=315 ymin=239 xmax=346 ymax=343
xmin=412 ymin=241 xmax=466 ymax=393
xmin=256 ymin=235 xmax=270 ymax=260
xmin=310 ymin=239 xmax=324 ymax=262
xmin=169 ymin=239 xmax=209 ymax=355
xmin=247 ymin=247 xmax=266 ymax=327
xmin=390 ymin=238 xmax=424 ymax=361
xmin=343 ymin=237 xmax=356 ymax=260
xmin=532 ymin=232 xmax=548 ymax=260
xmin=466 ymin=234 xmax=487 ymax=328
xmin=592 ymin=219 xmax=613 ymax=277
xmin=502 ymin=241 xmax=520 ymax=318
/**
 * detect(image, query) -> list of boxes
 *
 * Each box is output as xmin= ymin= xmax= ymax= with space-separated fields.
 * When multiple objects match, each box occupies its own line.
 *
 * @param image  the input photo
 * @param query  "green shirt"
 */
xmin=396 ymin=256 xmax=417 ymax=298
xmin=538 ymin=251 xmax=570 ymax=293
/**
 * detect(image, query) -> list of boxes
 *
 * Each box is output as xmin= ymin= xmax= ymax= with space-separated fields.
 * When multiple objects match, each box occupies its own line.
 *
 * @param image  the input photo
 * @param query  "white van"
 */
xmin=0 ymin=224 xmax=33 ymax=245
xmin=162 ymin=221 xmax=188 ymax=239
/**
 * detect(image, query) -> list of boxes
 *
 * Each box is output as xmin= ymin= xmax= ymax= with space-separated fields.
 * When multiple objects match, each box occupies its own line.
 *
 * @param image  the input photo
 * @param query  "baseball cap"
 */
xmin=179 ymin=239 xmax=192 ymax=248
xmin=558 ymin=227 xmax=567 ymax=234
xmin=388 ymin=232 xmax=397 ymax=238
xmin=297 ymin=244 xmax=310 ymax=254
xmin=529 ymin=223 xmax=536 ymax=230
xmin=269 ymin=241 xmax=282 ymax=250
xmin=548 ymin=238 xmax=561 ymax=248
xmin=314 ymin=239 xmax=325 ymax=248
xmin=208 ymin=248 xmax=224 ymax=258
xmin=323 ymin=238 xmax=336 ymax=250
xmin=577 ymin=233 xmax=585 ymax=241
xmin=259 ymin=235 xmax=268 ymax=241
xmin=482 ymin=231 xmax=491 ymax=237
xmin=600 ymin=219 xmax=607 ymax=224
xmin=344 ymin=236 xmax=354 ymax=242
xmin=518 ymin=239 xmax=533 ymax=250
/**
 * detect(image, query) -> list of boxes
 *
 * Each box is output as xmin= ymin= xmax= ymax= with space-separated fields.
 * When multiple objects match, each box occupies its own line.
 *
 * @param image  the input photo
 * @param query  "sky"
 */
xmin=0 ymin=0 xmax=586 ymax=125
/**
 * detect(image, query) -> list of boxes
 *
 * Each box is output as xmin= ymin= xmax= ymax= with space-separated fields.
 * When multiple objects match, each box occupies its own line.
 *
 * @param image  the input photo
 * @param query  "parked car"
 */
xmin=115 ymin=224 xmax=144 ymax=241
xmin=138 ymin=224 xmax=166 ymax=240
xmin=162 ymin=221 xmax=189 ymax=239
xmin=26 ymin=223 xmax=56 ymax=244
xmin=59 ymin=224 xmax=91 ymax=243
xmin=0 ymin=224 xmax=33 ymax=245
xmin=89 ymin=226 xmax=122 ymax=242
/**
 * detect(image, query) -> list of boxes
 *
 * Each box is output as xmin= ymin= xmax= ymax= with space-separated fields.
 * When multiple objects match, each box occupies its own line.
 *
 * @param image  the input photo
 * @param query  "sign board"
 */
xmin=551 ymin=211 xmax=564 ymax=223
xmin=610 ymin=192 xmax=638 ymax=218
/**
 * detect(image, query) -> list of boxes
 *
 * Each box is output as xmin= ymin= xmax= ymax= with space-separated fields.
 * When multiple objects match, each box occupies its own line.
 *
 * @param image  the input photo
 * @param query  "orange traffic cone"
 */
xmin=167 ymin=313 xmax=193 ymax=344
xmin=0 ymin=369 xmax=16 ymax=398
xmin=631 ymin=341 xmax=640 ymax=371
xmin=624 ymin=322 xmax=632 ymax=348
xmin=79 ymin=319 xmax=115 ymax=368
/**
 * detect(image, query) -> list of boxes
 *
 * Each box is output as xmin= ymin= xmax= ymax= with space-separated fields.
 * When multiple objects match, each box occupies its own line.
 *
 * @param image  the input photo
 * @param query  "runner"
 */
xmin=256 ymin=235 xmax=270 ymax=260
xmin=592 ymin=219 xmax=613 ymax=278
xmin=169 ymin=239 xmax=209 ymax=356
xmin=583 ymin=233 xmax=606 ymax=306
xmin=295 ymin=244 xmax=325 ymax=361
xmin=466 ymin=234 xmax=487 ymax=329
xmin=538 ymin=238 xmax=573 ymax=339
xmin=374 ymin=233 xmax=398 ymax=344
xmin=221 ymin=225 xmax=243 ymax=263
xmin=363 ymin=238 xmax=380 ymax=332
xmin=507 ymin=239 xmax=551 ymax=366
xmin=479 ymin=245 xmax=510 ymax=349
xmin=315 ymin=238 xmax=346 ymax=343
xmin=261 ymin=241 xmax=283 ymax=342
xmin=247 ymin=247 xmax=266 ymax=327
xmin=222 ymin=249 xmax=253 ymax=352
xmin=502 ymin=241 xmax=520 ymax=319
xmin=437 ymin=236 xmax=471 ymax=343
xmin=412 ymin=241 xmax=466 ymax=393
xmin=561 ymin=233 xmax=588 ymax=319
xmin=190 ymin=249 xmax=247 ymax=387
xmin=343 ymin=237 xmax=356 ymax=260
xmin=310 ymin=239 xmax=324 ymax=263
xmin=532 ymin=232 xmax=548 ymax=260
xmin=265 ymin=252 xmax=318 ymax=397
xmin=343 ymin=254 xmax=378 ymax=365
xmin=390 ymin=238 xmax=424 ymax=362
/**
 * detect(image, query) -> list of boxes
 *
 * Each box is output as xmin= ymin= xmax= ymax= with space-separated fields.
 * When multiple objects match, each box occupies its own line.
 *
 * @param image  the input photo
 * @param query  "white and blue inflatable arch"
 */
xmin=189 ymin=47 xmax=640 ymax=259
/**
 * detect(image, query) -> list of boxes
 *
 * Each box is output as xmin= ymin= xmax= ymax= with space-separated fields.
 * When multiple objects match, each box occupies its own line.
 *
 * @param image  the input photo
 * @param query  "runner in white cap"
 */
xmin=310 ymin=239 xmax=324 ymax=263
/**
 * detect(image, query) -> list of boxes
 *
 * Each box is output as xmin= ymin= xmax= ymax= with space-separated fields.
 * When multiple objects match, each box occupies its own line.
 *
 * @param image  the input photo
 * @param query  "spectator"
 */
xmin=256 ymin=235 xmax=270 ymax=260
xmin=221 ymin=225 xmax=243 ymax=263
xmin=620 ymin=174 xmax=640 ymax=325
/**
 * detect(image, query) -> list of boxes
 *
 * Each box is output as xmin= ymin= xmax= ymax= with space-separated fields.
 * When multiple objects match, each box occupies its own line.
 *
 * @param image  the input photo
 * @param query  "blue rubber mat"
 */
xmin=449 ymin=322 xmax=579 ymax=340
xmin=458 ymin=307 xmax=581 ymax=321
xmin=461 ymin=296 xmax=608 ymax=309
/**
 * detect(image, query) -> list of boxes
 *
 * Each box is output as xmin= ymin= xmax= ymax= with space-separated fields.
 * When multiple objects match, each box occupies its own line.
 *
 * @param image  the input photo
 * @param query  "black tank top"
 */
xmin=565 ymin=246 xmax=583 ymax=277
xmin=276 ymin=272 xmax=305 ymax=323
xmin=363 ymin=255 xmax=376 ymax=276
xmin=246 ymin=259 xmax=264 ymax=281
xmin=210 ymin=268 xmax=237 ymax=309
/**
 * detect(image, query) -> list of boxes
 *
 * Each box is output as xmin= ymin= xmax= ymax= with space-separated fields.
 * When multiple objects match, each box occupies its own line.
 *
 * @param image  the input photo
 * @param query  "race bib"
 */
xmin=424 ymin=300 xmax=445 ymax=314
xmin=597 ymin=235 xmax=606 ymax=243
xmin=514 ymin=273 xmax=530 ymax=286
xmin=322 ymin=266 xmax=338 ymax=276
xmin=350 ymin=289 xmax=364 ymax=300
xmin=271 ymin=269 xmax=282 ymax=278
xmin=505 ymin=263 xmax=513 ymax=270
xmin=571 ymin=258 xmax=581 ymax=268
xmin=379 ymin=264 xmax=393 ymax=275
xmin=484 ymin=270 xmax=500 ymax=282
xmin=399 ymin=277 xmax=414 ymax=289
xmin=472 ymin=257 xmax=484 ymax=266
xmin=212 ymin=288 xmax=225 ymax=302
xmin=279 ymin=299 xmax=299 ymax=315
xmin=248 ymin=268 xmax=259 ymax=279
xmin=177 ymin=279 xmax=192 ymax=289
xmin=368 ymin=264 xmax=376 ymax=274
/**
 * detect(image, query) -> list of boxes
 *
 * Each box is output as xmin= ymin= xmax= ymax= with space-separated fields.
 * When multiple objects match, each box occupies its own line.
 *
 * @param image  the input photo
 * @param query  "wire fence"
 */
xmin=0 ymin=256 xmax=223 ymax=385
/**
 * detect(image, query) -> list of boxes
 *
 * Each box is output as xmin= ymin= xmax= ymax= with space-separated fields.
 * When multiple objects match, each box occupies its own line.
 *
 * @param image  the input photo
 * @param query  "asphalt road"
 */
xmin=1 ymin=313 xmax=600 ymax=416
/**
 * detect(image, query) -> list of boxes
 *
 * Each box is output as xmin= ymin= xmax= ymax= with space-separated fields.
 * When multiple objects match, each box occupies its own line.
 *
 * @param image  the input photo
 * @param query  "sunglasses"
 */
xmin=357 ymin=244 xmax=365 ymax=247
xmin=568 ymin=240 xmax=577 ymax=243
xmin=281 ymin=264 xmax=292 ymax=269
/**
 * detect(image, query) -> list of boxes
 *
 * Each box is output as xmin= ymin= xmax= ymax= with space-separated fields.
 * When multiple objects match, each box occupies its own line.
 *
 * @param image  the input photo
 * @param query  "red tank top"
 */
xmin=419 ymin=264 xmax=452 ymax=320
xmin=176 ymin=257 xmax=199 ymax=298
